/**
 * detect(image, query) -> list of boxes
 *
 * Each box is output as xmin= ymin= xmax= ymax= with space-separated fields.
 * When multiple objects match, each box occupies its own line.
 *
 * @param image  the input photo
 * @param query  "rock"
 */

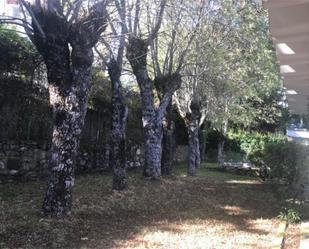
xmin=0 ymin=169 xmax=9 ymax=175
xmin=9 ymin=170 xmax=19 ymax=176
xmin=0 ymin=160 xmax=6 ymax=170
xmin=19 ymin=146 xmax=27 ymax=152
xmin=26 ymin=171 xmax=38 ymax=180
xmin=7 ymin=158 xmax=22 ymax=170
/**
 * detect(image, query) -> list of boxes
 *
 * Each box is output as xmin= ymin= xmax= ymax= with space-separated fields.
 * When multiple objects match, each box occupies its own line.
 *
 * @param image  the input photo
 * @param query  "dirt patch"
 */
xmin=283 ymin=223 xmax=301 ymax=249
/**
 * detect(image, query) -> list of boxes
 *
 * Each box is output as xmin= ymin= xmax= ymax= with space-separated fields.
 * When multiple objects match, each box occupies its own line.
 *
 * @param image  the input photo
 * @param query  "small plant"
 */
xmin=277 ymin=208 xmax=301 ymax=223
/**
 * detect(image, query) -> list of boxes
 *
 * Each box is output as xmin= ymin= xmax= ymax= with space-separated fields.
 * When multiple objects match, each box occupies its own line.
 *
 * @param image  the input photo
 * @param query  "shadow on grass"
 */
xmin=0 ymin=165 xmax=283 ymax=249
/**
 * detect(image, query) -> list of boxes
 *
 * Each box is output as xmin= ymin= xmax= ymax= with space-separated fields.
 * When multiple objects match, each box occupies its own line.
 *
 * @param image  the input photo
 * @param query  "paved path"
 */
xmin=300 ymin=220 xmax=309 ymax=249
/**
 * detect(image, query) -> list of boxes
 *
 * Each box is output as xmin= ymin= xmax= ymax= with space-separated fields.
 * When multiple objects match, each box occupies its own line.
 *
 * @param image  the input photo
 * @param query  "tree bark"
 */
xmin=107 ymin=60 xmax=128 ymax=190
xmin=161 ymin=102 xmax=176 ymax=175
xmin=217 ymin=119 xmax=228 ymax=166
xmin=28 ymin=2 xmax=108 ymax=216
xmin=217 ymin=137 xmax=225 ymax=166
xmin=127 ymin=37 xmax=180 ymax=179
xmin=127 ymin=38 xmax=162 ymax=179
xmin=143 ymin=124 xmax=163 ymax=178
xmin=199 ymin=129 xmax=207 ymax=163
xmin=187 ymin=115 xmax=200 ymax=176
xmin=42 ymin=62 xmax=92 ymax=217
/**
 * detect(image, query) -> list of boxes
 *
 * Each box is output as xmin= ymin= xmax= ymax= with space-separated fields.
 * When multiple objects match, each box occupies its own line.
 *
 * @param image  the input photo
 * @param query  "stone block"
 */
xmin=7 ymin=158 xmax=22 ymax=170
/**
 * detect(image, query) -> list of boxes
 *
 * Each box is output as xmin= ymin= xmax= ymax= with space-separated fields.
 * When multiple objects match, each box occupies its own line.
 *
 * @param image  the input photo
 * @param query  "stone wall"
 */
xmin=0 ymin=141 xmax=50 ymax=182
xmin=173 ymin=145 xmax=189 ymax=163
xmin=0 ymin=140 xmax=145 ymax=183
xmin=0 ymin=141 xmax=189 ymax=183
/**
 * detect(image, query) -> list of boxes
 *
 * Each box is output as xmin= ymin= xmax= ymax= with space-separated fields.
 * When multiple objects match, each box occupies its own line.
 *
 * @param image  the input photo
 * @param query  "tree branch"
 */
xmin=157 ymin=73 xmax=181 ymax=122
xmin=94 ymin=46 xmax=109 ymax=67
xmin=146 ymin=0 xmax=166 ymax=45
xmin=75 ymin=0 xmax=110 ymax=47
xmin=133 ymin=0 xmax=140 ymax=35
xmin=19 ymin=0 xmax=46 ymax=39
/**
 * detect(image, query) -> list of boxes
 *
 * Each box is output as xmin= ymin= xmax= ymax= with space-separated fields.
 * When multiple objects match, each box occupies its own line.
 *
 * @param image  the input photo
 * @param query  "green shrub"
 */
xmin=228 ymin=130 xmax=308 ymax=184
xmin=263 ymin=141 xmax=308 ymax=184
xmin=228 ymin=130 xmax=286 ymax=165
xmin=278 ymin=208 xmax=301 ymax=223
xmin=0 ymin=25 xmax=38 ymax=75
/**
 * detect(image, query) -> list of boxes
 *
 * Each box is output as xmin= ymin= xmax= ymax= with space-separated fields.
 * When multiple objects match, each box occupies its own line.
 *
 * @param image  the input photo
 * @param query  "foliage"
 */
xmin=229 ymin=130 xmax=307 ymax=184
xmin=0 ymin=26 xmax=38 ymax=76
xmin=241 ymin=90 xmax=287 ymax=132
xmin=89 ymin=67 xmax=112 ymax=112
xmin=263 ymin=141 xmax=308 ymax=184
xmin=171 ymin=0 xmax=287 ymax=145
xmin=278 ymin=208 xmax=301 ymax=223
xmin=0 ymin=26 xmax=50 ymax=141
xmin=0 ymin=76 xmax=52 ymax=141
xmin=228 ymin=130 xmax=286 ymax=166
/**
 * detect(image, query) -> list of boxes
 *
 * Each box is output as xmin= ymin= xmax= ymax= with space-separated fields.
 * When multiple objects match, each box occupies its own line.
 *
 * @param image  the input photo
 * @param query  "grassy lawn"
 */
xmin=0 ymin=164 xmax=295 ymax=249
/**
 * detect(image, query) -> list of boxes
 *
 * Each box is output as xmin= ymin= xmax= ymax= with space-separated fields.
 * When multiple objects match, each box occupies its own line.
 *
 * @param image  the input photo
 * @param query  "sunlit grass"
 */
xmin=0 ymin=164 xmax=287 ymax=249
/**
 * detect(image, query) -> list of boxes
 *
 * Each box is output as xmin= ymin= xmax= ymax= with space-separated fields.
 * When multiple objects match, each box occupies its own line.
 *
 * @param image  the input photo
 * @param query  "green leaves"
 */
xmin=0 ymin=25 xmax=38 ymax=75
xmin=227 ymin=130 xmax=286 ymax=166
xmin=263 ymin=141 xmax=308 ymax=185
xmin=278 ymin=208 xmax=301 ymax=223
xmin=187 ymin=0 xmax=284 ymax=131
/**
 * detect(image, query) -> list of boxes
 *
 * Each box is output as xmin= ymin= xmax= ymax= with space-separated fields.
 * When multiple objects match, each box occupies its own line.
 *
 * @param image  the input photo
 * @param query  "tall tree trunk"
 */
xmin=42 ymin=63 xmax=92 ymax=216
xmin=108 ymin=61 xmax=128 ymax=190
xmin=187 ymin=115 xmax=200 ymax=176
xmin=27 ymin=0 xmax=108 ymax=217
xmin=199 ymin=129 xmax=207 ymax=163
xmin=143 ymin=123 xmax=163 ymax=178
xmin=127 ymin=38 xmax=162 ymax=179
xmin=161 ymin=102 xmax=176 ymax=175
xmin=127 ymin=38 xmax=180 ymax=179
xmin=217 ymin=118 xmax=228 ymax=166
xmin=217 ymin=137 xmax=225 ymax=166
xmin=41 ymin=39 xmax=96 ymax=217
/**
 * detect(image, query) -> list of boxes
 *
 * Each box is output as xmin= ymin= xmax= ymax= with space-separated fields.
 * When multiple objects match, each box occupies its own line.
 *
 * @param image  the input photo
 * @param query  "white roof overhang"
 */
xmin=263 ymin=0 xmax=309 ymax=114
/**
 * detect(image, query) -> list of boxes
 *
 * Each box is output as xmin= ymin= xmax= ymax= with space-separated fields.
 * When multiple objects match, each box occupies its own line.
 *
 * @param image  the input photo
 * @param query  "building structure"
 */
xmin=263 ymin=0 xmax=309 ymax=200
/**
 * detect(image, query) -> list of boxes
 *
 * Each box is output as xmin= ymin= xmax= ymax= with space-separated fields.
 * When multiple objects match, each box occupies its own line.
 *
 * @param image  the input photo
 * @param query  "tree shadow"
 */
xmin=0 ymin=170 xmax=283 ymax=249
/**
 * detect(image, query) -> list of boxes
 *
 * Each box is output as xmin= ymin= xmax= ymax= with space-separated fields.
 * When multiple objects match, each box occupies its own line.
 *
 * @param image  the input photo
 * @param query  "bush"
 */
xmin=278 ymin=208 xmax=301 ymax=223
xmin=228 ymin=130 xmax=286 ymax=166
xmin=228 ymin=131 xmax=308 ymax=184
xmin=0 ymin=25 xmax=38 ymax=76
xmin=263 ymin=141 xmax=308 ymax=184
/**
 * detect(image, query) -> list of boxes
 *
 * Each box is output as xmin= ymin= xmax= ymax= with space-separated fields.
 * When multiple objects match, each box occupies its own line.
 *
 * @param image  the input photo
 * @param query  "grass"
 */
xmin=0 ymin=163 xmax=296 ymax=249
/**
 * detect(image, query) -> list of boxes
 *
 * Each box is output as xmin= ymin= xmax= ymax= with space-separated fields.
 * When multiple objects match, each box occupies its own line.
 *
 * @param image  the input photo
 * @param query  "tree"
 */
xmin=150 ymin=0 xmax=205 ymax=175
xmin=175 ymin=65 xmax=205 ymax=176
xmin=175 ymin=0 xmax=283 ymax=170
xmin=96 ymin=0 xmax=128 ymax=190
xmin=119 ymin=0 xmax=205 ymax=178
xmin=121 ymin=0 xmax=168 ymax=179
xmin=1 ymin=0 xmax=110 ymax=217
xmin=209 ymin=0 xmax=284 ymax=163
xmin=174 ymin=1 xmax=221 ymax=175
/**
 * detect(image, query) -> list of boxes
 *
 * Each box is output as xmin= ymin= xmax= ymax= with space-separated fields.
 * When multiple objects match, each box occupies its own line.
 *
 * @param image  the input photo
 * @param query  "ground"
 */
xmin=0 ymin=164 xmax=301 ymax=249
